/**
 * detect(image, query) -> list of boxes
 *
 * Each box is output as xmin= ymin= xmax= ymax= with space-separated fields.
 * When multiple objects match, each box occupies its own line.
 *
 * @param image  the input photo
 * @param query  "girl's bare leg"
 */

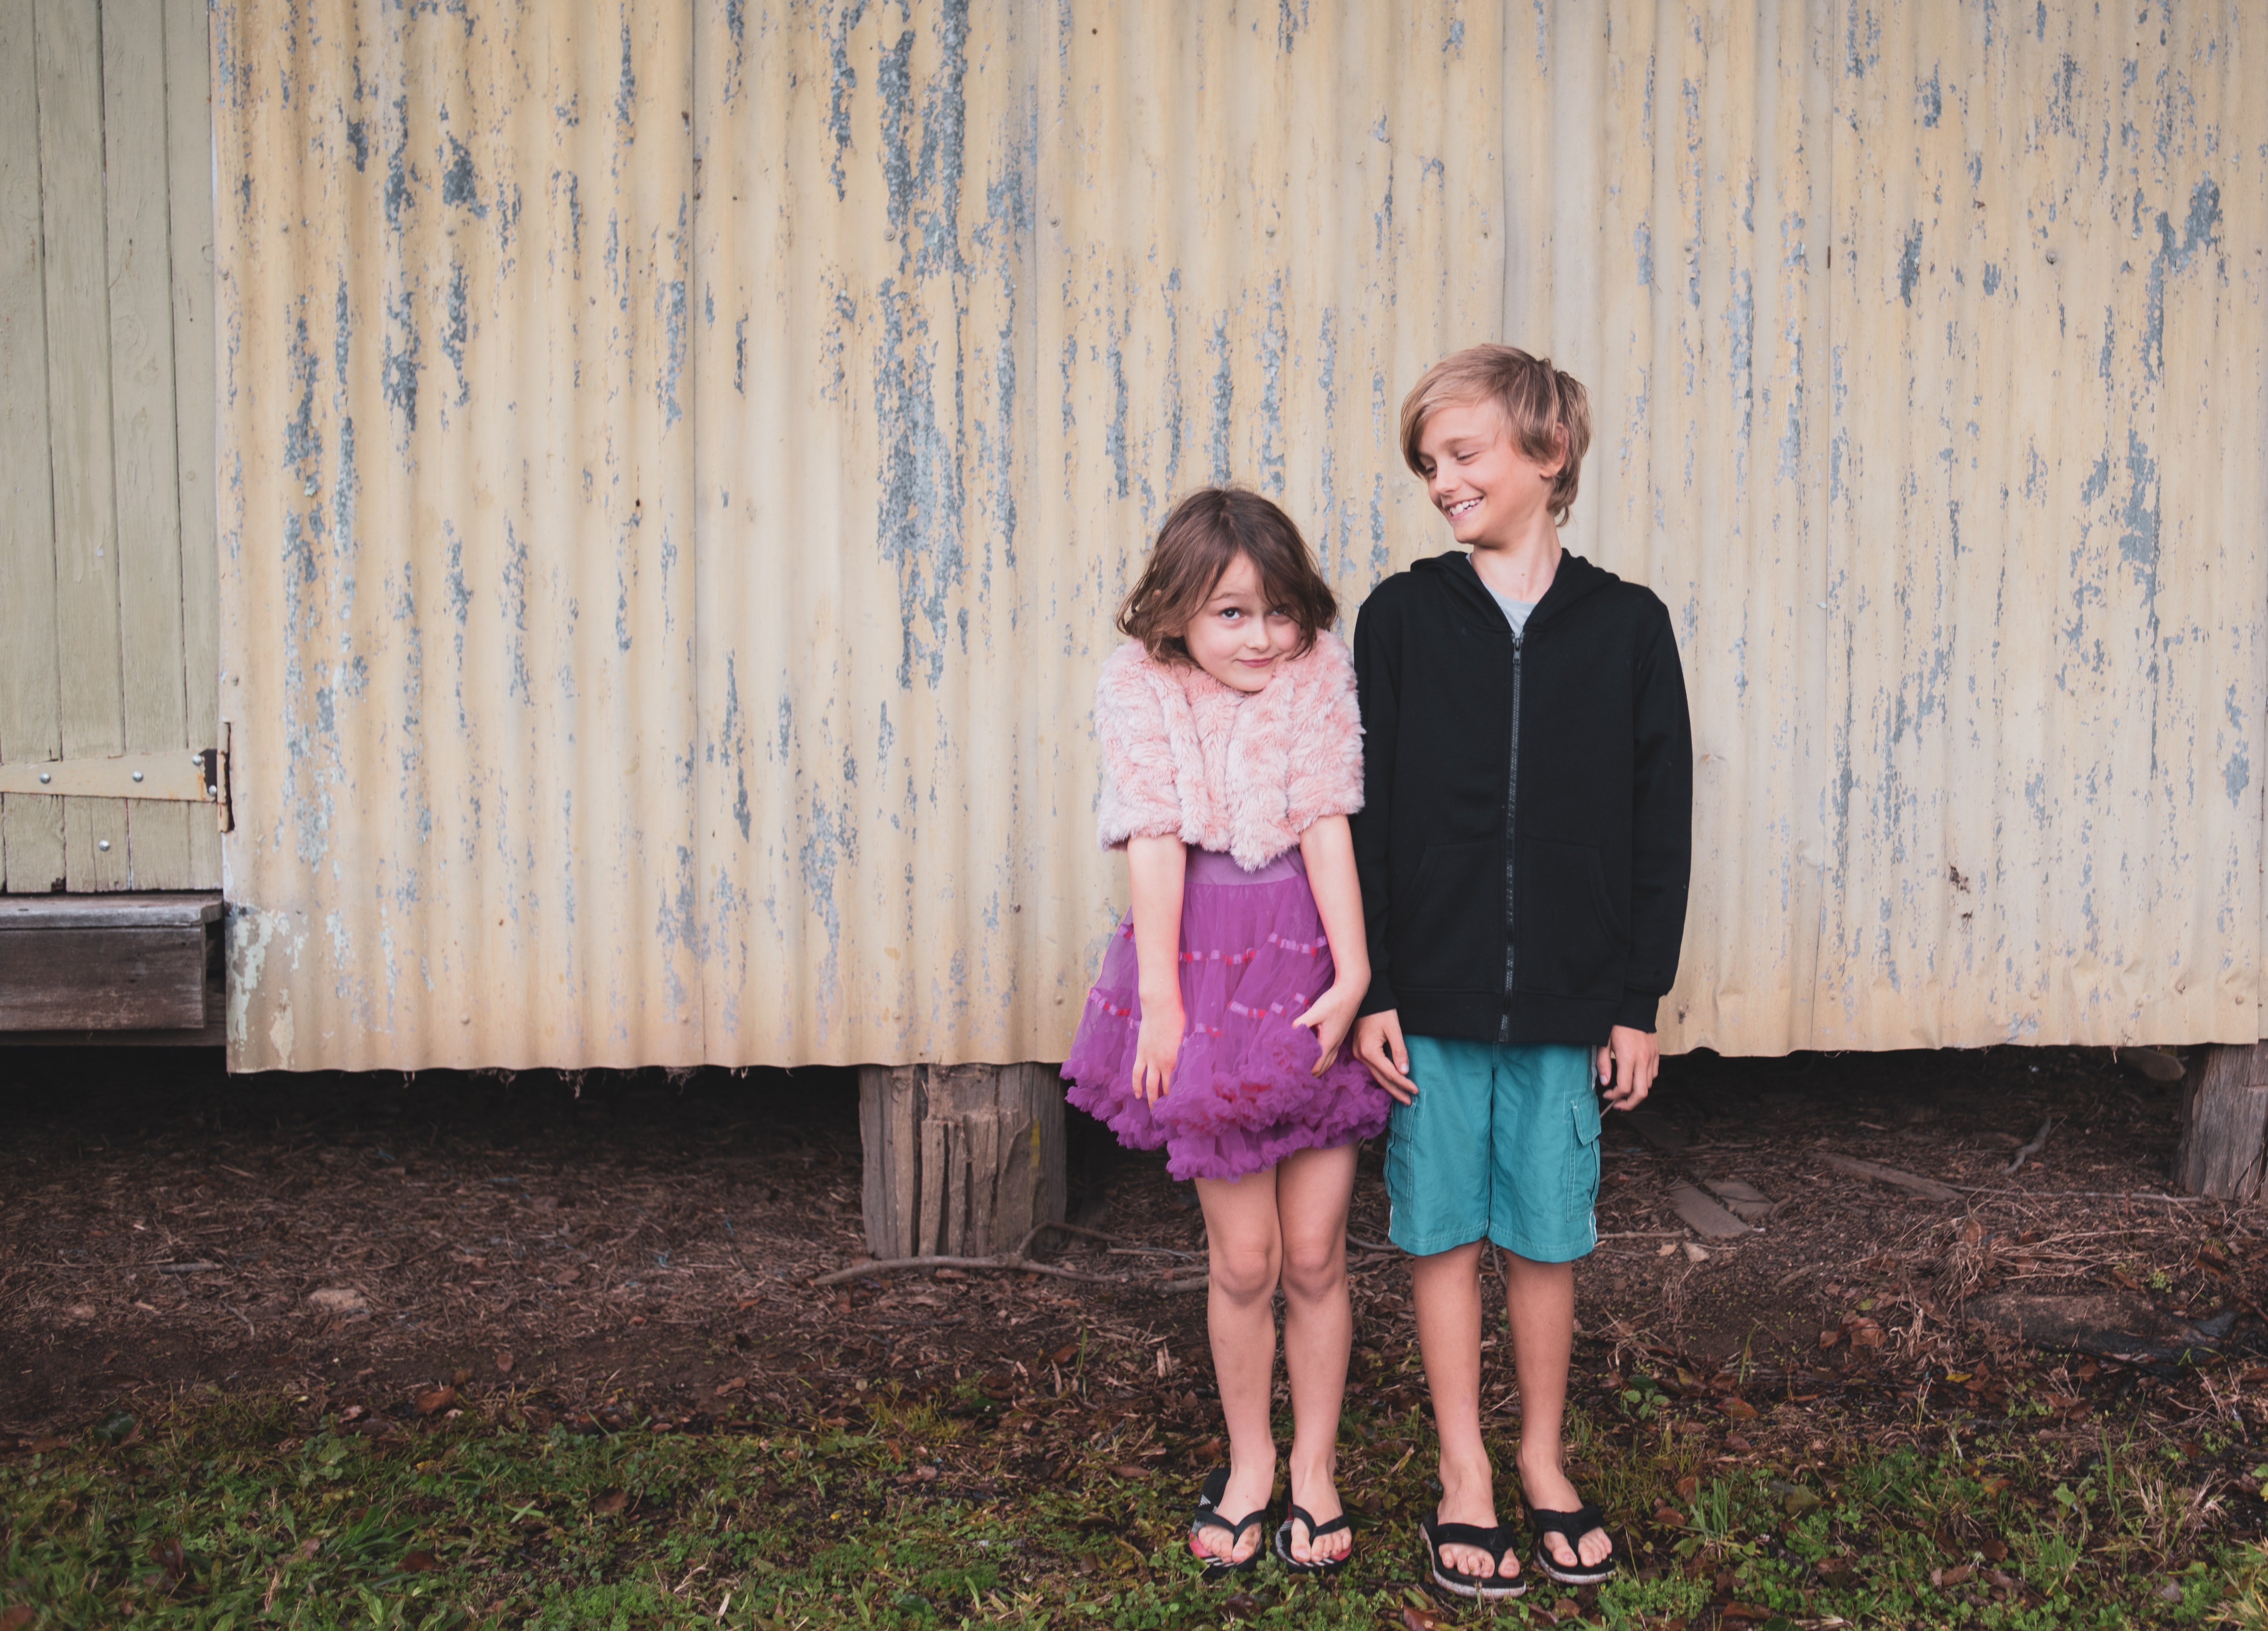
xmin=1273 ymin=1143 xmax=1358 ymax=1563
xmin=1192 ymin=1169 xmax=1283 ymax=1564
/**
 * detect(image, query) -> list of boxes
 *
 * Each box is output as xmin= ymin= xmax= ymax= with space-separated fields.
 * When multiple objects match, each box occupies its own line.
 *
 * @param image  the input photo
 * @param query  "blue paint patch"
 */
xmin=827 ymin=1 xmax=872 ymax=201
xmin=1918 ymin=68 xmax=1941 ymax=128
xmin=616 ymin=19 xmax=638 ymax=132
xmin=502 ymin=519 xmax=531 ymax=705
xmin=1896 ymin=222 xmax=1923 ymax=307
xmin=381 ymin=291 xmax=422 ymax=438
xmin=1633 ymin=220 xmax=1653 ymax=287
xmin=441 ymin=135 xmax=487 ymax=217
xmin=659 ymin=277 xmax=686 ymax=427
xmin=2228 ymin=751 xmax=2251 ymax=806
xmin=2142 ymin=177 xmax=2221 ymax=382
xmin=2116 ymin=429 xmax=2159 ymax=586
xmin=1257 ymin=275 xmax=1286 ymax=496
xmin=1208 ymin=317 xmax=1234 ymax=484
xmin=1981 ymin=262 xmax=2001 ymax=296
xmin=443 ymin=262 xmax=471 ymax=409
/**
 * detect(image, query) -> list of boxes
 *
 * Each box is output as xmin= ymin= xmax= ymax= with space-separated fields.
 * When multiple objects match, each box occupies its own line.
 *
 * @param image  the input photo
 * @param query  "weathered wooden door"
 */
xmin=0 ymin=0 xmax=219 ymax=893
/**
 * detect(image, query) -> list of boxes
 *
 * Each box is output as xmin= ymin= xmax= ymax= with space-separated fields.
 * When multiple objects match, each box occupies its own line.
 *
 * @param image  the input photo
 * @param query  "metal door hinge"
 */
xmin=0 ymin=730 xmax=233 ymax=831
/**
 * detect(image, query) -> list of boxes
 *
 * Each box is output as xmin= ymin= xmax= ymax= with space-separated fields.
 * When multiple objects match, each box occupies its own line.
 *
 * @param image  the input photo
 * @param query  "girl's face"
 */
xmin=1180 ymin=552 xmax=1302 ymax=692
xmin=1415 ymin=397 xmax=1563 ymax=547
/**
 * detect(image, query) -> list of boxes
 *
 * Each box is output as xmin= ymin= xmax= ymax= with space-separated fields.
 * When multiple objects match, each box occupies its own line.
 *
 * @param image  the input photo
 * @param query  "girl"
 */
xmin=1062 ymin=488 xmax=1392 ymax=1578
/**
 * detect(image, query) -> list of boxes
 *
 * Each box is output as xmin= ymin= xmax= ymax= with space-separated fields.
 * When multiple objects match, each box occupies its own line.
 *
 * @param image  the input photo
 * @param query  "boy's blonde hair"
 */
xmin=1400 ymin=345 xmax=1592 ymax=527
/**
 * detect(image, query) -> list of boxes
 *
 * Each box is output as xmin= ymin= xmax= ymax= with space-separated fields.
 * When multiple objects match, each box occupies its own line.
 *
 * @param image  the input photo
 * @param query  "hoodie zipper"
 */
xmin=1498 ymin=628 xmax=1524 ymax=1044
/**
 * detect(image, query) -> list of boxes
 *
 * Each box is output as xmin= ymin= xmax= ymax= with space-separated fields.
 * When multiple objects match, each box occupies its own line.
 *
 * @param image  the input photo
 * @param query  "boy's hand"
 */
xmin=1291 ymin=981 xmax=1364 ymax=1076
xmin=1596 ymin=1025 xmax=1658 ymax=1110
xmin=1354 ymin=1011 xmax=1418 ymax=1104
xmin=1134 ymin=1000 xmax=1184 ymax=1104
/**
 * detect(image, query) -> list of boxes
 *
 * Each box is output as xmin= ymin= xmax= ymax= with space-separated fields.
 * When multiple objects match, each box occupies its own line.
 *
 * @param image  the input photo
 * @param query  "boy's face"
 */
xmin=1181 ymin=552 xmax=1302 ymax=693
xmin=1414 ymin=397 xmax=1562 ymax=549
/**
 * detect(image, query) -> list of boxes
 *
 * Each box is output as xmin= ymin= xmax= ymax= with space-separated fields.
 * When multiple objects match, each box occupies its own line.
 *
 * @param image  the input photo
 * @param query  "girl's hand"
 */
xmin=1134 ymin=998 xmax=1185 ymax=1103
xmin=1291 ymin=981 xmax=1364 ymax=1076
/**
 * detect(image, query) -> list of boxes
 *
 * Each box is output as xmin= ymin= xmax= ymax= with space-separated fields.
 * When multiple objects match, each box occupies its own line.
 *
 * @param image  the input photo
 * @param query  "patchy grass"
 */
xmin=0 ymin=1358 xmax=2255 ymax=1629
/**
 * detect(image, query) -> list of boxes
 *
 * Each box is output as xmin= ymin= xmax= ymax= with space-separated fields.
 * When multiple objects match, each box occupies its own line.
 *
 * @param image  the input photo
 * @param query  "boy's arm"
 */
xmin=1349 ymin=596 xmax=1399 ymax=1017
xmin=1618 ymin=598 xmax=1695 ymax=1031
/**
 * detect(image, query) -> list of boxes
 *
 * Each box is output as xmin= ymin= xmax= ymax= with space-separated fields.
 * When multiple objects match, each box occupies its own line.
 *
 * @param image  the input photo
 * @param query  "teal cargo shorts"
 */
xmin=1383 ymin=1036 xmax=1602 ymax=1262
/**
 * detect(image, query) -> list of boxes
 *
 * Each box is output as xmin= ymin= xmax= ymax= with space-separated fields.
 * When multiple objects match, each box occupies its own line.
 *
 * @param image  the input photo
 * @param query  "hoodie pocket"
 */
xmin=1516 ymin=838 xmax=1623 ymax=997
xmin=1393 ymin=838 xmax=1499 ymax=992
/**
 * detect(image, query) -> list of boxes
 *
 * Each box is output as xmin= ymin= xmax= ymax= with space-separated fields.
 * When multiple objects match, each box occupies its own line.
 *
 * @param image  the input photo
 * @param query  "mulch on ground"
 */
xmin=0 ymin=1042 xmax=2260 ymax=1457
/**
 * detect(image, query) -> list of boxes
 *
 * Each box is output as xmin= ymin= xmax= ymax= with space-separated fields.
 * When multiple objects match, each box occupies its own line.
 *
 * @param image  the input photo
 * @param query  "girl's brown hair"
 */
xmin=1116 ymin=488 xmax=1338 ymax=663
xmin=1399 ymin=345 xmax=1592 ymax=526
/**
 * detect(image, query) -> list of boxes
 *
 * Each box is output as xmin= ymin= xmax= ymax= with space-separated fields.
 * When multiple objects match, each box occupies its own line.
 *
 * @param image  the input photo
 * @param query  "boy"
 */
xmin=1350 ymin=345 xmax=1692 ymax=1598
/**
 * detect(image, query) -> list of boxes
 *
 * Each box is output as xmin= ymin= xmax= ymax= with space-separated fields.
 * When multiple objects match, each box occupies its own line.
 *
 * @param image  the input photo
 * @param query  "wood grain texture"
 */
xmin=164 ymin=0 xmax=219 ymax=886
xmin=2175 ymin=1045 xmax=2268 ymax=1200
xmin=103 ymin=0 xmax=192 ymax=886
xmin=0 ymin=0 xmax=65 ymax=894
xmin=857 ymin=1063 xmax=1065 ymax=1259
xmin=34 ymin=0 xmax=127 ymax=889
xmin=0 ymin=922 xmax=207 ymax=1028
xmin=0 ymin=892 xmax=219 ymax=927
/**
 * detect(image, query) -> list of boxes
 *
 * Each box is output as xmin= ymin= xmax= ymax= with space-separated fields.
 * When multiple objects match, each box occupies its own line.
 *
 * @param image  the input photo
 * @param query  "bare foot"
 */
xmin=1284 ymin=1454 xmax=1351 ymax=1566
xmin=1516 ymin=1448 xmax=1611 ymax=1572
xmin=1431 ymin=1459 xmax=1511 ymax=1583
xmin=1193 ymin=1458 xmax=1274 ymax=1566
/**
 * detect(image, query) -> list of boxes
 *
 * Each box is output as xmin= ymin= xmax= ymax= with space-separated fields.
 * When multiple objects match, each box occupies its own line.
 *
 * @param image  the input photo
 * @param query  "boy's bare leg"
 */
xmin=1410 ymin=1241 xmax=1510 ymax=1582
xmin=1273 ymin=1144 xmax=1358 ymax=1563
xmin=1503 ymin=1253 xmax=1612 ymax=1569
xmin=1192 ymin=1169 xmax=1283 ymax=1564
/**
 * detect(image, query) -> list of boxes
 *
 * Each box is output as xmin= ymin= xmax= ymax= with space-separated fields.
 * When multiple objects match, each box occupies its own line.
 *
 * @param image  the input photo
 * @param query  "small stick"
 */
xmin=1951 ymin=1187 xmax=2209 ymax=1203
xmin=2005 ymin=1116 xmax=2054 ymax=1175
xmin=810 ymin=1253 xmax=1128 ymax=1288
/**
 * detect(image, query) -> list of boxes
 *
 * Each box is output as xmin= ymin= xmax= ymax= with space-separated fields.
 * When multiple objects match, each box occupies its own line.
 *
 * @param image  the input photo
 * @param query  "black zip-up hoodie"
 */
xmin=1350 ymin=549 xmax=1693 ymax=1044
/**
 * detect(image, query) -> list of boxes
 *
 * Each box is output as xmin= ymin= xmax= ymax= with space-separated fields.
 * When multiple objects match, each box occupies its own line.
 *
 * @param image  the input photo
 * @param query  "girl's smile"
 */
xmin=1182 ymin=553 xmax=1302 ymax=693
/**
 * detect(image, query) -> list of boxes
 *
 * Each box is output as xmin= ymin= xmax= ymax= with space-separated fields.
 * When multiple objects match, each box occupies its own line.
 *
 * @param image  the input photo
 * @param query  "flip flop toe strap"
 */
xmin=1531 ymin=1504 xmax=1618 ymax=1577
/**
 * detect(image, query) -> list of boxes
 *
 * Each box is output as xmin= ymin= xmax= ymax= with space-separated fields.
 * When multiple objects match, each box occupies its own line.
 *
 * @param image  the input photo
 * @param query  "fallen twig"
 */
xmin=1951 ymin=1188 xmax=2210 ymax=1203
xmin=809 ymin=1254 xmax=1124 ymax=1288
xmin=2005 ymin=1116 xmax=2054 ymax=1175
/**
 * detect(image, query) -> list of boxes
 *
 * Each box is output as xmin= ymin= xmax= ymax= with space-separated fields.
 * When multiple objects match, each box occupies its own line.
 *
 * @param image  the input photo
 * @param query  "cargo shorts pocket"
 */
xmin=1565 ymin=1089 xmax=1603 ymax=1211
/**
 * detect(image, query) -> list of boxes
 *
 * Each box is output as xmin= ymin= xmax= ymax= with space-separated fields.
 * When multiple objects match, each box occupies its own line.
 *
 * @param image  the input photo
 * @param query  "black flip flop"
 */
xmin=1273 ymin=1502 xmax=1352 ymax=1575
xmin=1419 ymin=1513 xmax=1524 ymax=1599
xmin=1529 ymin=1503 xmax=1621 ymax=1586
xmin=1189 ymin=1466 xmax=1269 ymax=1580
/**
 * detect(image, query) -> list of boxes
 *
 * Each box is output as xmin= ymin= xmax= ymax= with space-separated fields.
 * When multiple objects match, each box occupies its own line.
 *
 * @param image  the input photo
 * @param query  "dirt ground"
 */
xmin=0 ymin=1042 xmax=2260 ymax=1446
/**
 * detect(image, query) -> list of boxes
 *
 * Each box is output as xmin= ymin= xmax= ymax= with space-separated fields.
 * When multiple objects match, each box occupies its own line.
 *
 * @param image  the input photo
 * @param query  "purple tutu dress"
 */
xmin=1062 ymin=846 xmax=1393 ymax=1182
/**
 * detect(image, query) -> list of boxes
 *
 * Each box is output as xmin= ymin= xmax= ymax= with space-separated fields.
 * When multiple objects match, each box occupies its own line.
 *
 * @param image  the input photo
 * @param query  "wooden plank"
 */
xmin=2174 ymin=1044 xmax=2268 ymax=1200
xmin=0 ymin=748 xmax=213 ymax=799
xmin=1819 ymin=1153 xmax=1964 ymax=1205
xmin=35 ymin=0 xmax=128 ymax=888
xmin=103 ymin=0 xmax=191 ymax=886
xmin=1669 ymin=1181 xmax=1753 ymax=1240
xmin=164 ymin=0 xmax=218 ymax=887
xmin=0 ymin=923 xmax=207 ymax=1027
xmin=0 ymin=892 xmax=219 ymax=927
xmin=0 ymin=0 xmax=66 ymax=894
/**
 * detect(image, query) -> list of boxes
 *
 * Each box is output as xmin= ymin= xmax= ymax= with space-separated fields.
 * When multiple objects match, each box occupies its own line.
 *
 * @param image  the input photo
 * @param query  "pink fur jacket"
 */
xmin=1093 ymin=631 xmax=1365 ymax=871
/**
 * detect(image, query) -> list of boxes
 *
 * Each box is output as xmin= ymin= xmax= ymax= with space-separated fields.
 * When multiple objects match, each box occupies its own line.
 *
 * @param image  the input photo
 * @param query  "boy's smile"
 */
xmin=1416 ymin=399 xmax=1564 ymax=551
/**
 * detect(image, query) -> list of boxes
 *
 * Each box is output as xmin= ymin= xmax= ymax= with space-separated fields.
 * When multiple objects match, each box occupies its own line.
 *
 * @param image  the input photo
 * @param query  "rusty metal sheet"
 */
xmin=218 ymin=0 xmax=1496 ymax=1069
xmin=1509 ymin=0 xmax=2268 ymax=1051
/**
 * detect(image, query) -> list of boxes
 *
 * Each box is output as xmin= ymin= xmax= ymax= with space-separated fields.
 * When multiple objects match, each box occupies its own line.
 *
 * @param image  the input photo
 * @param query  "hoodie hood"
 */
xmin=1411 ymin=548 xmax=1617 ymax=637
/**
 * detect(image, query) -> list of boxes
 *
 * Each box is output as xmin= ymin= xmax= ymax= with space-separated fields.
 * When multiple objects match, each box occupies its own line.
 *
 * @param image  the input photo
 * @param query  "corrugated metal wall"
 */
xmin=1509 ymin=0 xmax=2267 ymax=1052
xmin=216 ymin=0 xmax=1496 ymax=1068
xmin=215 ymin=0 xmax=2266 ymax=1070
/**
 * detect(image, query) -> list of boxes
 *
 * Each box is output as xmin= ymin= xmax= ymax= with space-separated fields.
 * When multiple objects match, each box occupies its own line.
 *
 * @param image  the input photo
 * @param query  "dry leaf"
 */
xmin=1048 ymin=1343 xmax=1079 ymax=1364
xmin=1399 ymin=1607 xmax=1447 ymax=1631
xmin=713 ymin=1376 xmax=748 ymax=1395
xmin=414 ymin=1385 xmax=457 ymax=1416
xmin=495 ymin=1351 xmax=514 ymax=1375
xmin=0 ymin=1607 xmax=34 ymax=1631
xmin=1721 ymin=1397 xmax=1758 ymax=1420
xmin=150 ymin=1536 xmax=188 ymax=1580
xmin=1110 ymin=1463 xmax=1148 ymax=1479
xmin=307 ymin=1287 xmax=366 ymax=1314
xmin=295 ymin=1538 xmax=321 ymax=1560
xmin=1982 ymin=1535 xmax=2009 ymax=1560
xmin=28 ymin=1436 xmax=70 ymax=1454
xmin=592 ymin=1490 xmax=627 ymax=1516
xmin=1550 ymin=1599 xmax=1581 ymax=1622
xmin=1675 ymin=1474 xmax=1700 ymax=1500
xmin=1943 ymin=1563 xmax=1974 ymax=1586
xmin=401 ymin=1549 xmax=438 ymax=1573
xmin=1653 ymin=1503 xmax=1686 ymax=1527
xmin=1221 ymin=1590 xmax=1260 ymax=1618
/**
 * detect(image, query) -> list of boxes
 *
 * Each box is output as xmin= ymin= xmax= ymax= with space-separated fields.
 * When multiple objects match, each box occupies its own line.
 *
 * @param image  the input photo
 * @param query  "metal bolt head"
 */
xmin=38 ymin=771 xmax=51 ymax=785
xmin=132 ymin=769 xmax=145 ymax=782
xmin=207 ymin=785 xmax=219 ymax=799
xmin=98 ymin=839 xmax=111 ymax=852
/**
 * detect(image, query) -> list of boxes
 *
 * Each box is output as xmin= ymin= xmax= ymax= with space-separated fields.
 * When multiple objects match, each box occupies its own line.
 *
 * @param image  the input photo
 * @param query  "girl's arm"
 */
xmin=1292 ymin=814 xmax=1369 ymax=1075
xmin=1126 ymin=834 xmax=1187 ymax=1103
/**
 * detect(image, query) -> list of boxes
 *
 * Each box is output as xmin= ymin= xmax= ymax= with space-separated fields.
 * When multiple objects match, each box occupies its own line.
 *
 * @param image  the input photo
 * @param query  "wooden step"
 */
xmin=0 ymin=892 xmax=222 ymax=1038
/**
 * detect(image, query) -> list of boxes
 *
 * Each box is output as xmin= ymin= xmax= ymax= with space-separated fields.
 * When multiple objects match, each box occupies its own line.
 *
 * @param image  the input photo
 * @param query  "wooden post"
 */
xmin=859 ymin=1063 xmax=1066 ymax=1259
xmin=2174 ymin=1043 xmax=2268 ymax=1199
